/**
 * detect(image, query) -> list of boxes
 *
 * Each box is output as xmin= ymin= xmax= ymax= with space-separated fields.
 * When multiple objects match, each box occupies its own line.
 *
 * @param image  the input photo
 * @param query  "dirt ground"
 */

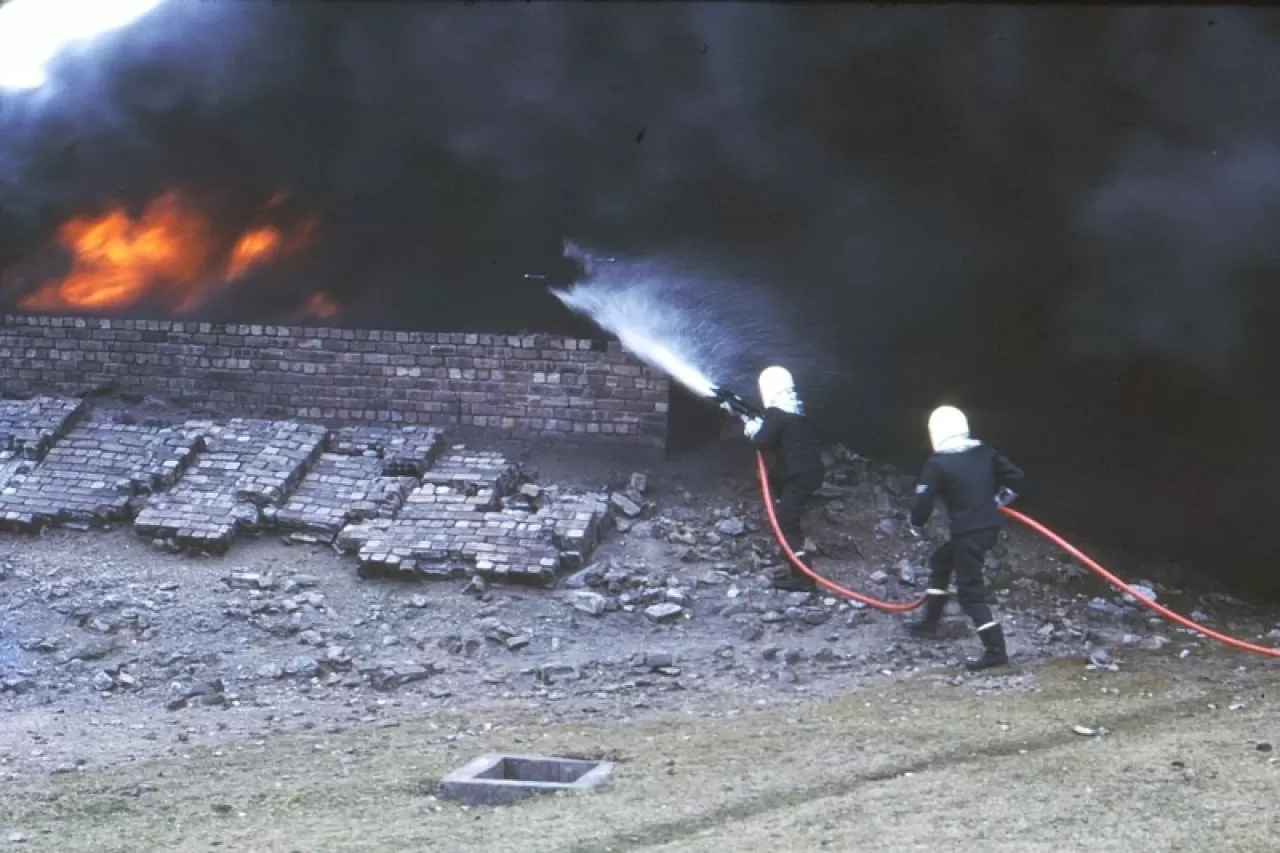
xmin=1 ymin=432 xmax=1278 ymax=850
xmin=0 ymin=657 xmax=1275 ymax=852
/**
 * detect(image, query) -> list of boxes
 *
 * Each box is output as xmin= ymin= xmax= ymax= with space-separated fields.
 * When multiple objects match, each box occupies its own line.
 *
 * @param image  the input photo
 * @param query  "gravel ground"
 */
xmin=2 ymin=428 xmax=1277 ymax=786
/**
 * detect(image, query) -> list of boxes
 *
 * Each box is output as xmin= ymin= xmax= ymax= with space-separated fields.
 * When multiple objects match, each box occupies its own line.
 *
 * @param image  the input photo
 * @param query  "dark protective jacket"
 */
xmin=749 ymin=407 xmax=825 ymax=482
xmin=909 ymin=444 xmax=1024 ymax=535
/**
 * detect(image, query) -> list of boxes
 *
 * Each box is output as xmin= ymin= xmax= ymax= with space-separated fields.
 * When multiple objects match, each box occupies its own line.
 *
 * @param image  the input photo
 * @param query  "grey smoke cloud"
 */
xmin=0 ymin=3 xmax=1278 ymax=381
xmin=3 ymin=3 xmax=1280 ymax=587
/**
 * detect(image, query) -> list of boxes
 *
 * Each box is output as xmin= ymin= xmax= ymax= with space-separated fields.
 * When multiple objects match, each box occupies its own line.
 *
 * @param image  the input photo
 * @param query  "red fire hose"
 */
xmin=756 ymin=452 xmax=926 ymax=612
xmin=756 ymin=451 xmax=1280 ymax=656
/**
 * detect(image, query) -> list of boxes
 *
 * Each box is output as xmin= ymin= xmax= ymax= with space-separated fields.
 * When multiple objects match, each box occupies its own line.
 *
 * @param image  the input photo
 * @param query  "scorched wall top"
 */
xmin=0 ymin=314 xmax=671 ymax=446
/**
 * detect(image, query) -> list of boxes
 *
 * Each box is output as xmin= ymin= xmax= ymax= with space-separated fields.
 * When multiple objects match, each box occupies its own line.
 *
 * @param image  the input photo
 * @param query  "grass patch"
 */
xmin=1 ymin=658 xmax=1276 ymax=852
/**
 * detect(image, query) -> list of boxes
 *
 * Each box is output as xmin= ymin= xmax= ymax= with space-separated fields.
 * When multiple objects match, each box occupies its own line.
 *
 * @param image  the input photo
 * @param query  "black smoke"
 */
xmin=3 ymin=3 xmax=1280 ymax=596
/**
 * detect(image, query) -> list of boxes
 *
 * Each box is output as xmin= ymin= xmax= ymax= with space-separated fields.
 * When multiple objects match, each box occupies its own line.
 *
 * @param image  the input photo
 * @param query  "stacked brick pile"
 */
xmin=0 ymin=393 xmax=616 ymax=584
xmin=0 ymin=396 xmax=86 ymax=490
xmin=335 ymin=448 xmax=610 ymax=586
xmin=134 ymin=419 xmax=327 ymax=552
xmin=0 ymin=423 xmax=202 ymax=531
xmin=276 ymin=425 xmax=444 ymax=543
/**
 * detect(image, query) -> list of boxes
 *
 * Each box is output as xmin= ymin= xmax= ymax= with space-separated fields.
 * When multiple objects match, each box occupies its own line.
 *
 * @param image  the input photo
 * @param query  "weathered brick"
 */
xmin=0 ymin=314 xmax=671 ymax=448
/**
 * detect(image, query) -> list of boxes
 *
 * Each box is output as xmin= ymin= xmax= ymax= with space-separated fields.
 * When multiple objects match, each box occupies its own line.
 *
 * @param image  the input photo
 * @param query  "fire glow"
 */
xmin=16 ymin=190 xmax=327 ymax=316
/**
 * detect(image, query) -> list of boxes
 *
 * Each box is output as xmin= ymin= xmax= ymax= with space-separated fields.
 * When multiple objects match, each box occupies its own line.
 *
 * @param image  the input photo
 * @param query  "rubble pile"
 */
xmin=0 ymin=400 xmax=614 ymax=586
xmin=134 ymin=419 xmax=328 ymax=552
xmin=275 ymin=426 xmax=443 ymax=543
xmin=0 ymin=423 xmax=202 ymax=531
xmin=0 ymin=396 xmax=86 ymax=490
xmin=336 ymin=447 xmax=610 ymax=585
xmin=0 ymin=396 xmax=86 ymax=460
xmin=420 ymin=447 xmax=520 ymax=492
xmin=0 ymin=391 xmax=1277 ymax=775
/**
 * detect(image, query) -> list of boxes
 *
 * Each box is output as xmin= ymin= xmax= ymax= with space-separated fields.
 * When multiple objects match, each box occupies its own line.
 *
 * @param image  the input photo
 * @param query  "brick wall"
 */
xmin=0 ymin=314 xmax=671 ymax=446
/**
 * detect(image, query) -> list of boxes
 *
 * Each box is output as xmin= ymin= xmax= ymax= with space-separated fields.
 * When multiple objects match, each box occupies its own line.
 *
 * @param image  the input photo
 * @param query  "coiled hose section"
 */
xmin=755 ymin=451 xmax=1280 ymax=656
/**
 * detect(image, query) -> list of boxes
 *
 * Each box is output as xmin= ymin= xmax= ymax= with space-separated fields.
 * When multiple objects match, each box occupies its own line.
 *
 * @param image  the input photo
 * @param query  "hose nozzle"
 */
xmin=712 ymin=386 xmax=764 ymax=422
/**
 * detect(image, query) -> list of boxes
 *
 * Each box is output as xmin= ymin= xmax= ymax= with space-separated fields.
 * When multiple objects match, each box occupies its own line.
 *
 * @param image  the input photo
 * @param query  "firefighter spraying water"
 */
xmin=552 ymin=250 xmax=1280 ymax=662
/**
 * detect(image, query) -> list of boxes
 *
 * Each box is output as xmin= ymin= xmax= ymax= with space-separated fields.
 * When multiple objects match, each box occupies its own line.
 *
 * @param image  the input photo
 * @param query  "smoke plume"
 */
xmin=2 ymin=3 xmax=1280 ymax=592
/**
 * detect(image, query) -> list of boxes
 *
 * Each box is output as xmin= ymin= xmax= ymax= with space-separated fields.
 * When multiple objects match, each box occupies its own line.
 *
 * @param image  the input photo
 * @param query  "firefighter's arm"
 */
xmin=993 ymin=449 xmax=1024 ymax=506
xmin=909 ymin=459 xmax=941 ymax=528
xmin=747 ymin=408 xmax=783 ymax=447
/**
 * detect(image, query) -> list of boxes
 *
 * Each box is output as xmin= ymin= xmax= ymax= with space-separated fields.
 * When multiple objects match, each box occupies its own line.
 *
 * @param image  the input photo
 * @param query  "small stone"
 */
xmin=8 ymin=832 xmax=26 ymax=844
xmin=1123 ymin=583 xmax=1158 ymax=604
xmin=408 ymin=595 xmax=430 ymax=609
xmin=505 ymin=635 xmax=531 ymax=651
xmin=298 ymin=630 xmax=326 ymax=646
xmin=539 ymin=662 xmax=581 ymax=683
xmin=284 ymin=656 xmax=321 ymax=679
xmin=644 ymin=651 xmax=676 ymax=669
xmin=645 ymin=603 xmax=684 ymax=624
xmin=91 ymin=671 xmax=115 ymax=692
xmin=571 ymin=591 xmax=608 ymax=617
xmin=869 ymin=570 xmax=889 ymax=584
xmin=225 ymin=573 xmax=263 ymax=590
xmin=367 ymin=662 xmax=431 ymax=691
xmin=610 ymin=492 xmax=644 ymax=518
xmin=715 ymin=518 xmax=746 ymax=537
xmin=257 ymin=662 xmax=285 ymax=680
xmin=563 ymin=566 xmax=604 ymax=589
xmin=628 ymin=472 xmax=648 ymax=494
xmin=1072 ymin=725 xmax=1097 ymax=737
xmin=897 ymin=560 xmax=917 ymax=585
xmin=801 ymin=609 xmax=831 ymax=626
xmin=762 ymin=646 xmax=782 ymax=661
xmin=784 ymin=649 xmax=806 ymax=665
xmin=462 ymin=576 xmax=488 ymax=597
xmin=1257 ymin=742 xmax=1273 ymax=753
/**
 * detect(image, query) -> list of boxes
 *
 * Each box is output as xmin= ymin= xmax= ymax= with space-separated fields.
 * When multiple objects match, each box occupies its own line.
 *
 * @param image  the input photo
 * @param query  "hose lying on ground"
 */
xmin=756 ymin=451 xmax=1280 ymax=657
xmin=756 ymin=451 xmax=926 ymax=613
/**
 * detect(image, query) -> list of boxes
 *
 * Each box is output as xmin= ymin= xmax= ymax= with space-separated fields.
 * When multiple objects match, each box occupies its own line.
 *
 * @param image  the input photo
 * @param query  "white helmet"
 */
xmin=758 ymin=366 xmax=802 ymax=414
xmin=927 ymin=405 xmax=971 ymax=453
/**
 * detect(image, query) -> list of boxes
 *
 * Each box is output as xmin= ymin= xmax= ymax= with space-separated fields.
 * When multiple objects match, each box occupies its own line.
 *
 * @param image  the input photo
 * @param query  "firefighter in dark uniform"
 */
xmin=739 ymin=366 xmax=825 ymax=592
xmin=906 ymin=405 xmax=1024 ymax=671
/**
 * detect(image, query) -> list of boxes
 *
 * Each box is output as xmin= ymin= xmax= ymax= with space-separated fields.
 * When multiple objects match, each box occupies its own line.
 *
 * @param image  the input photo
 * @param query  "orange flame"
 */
xmin=16 ymin=190 xmax=322 ymax=316
xmin=226 ymin=227 xmax=282 ymax=279
xmin=305 ymin=291 xmax=340 ymax=319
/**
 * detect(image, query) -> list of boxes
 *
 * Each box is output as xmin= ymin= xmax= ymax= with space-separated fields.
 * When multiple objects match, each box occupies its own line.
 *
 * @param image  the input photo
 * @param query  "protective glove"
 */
xmin=743 ymin=417 xmax=763 ymax=439
xmin=995 ymin=487 xmax=1017 ymax=507
xmin=720 ymin=401 xmax=747 ymax=421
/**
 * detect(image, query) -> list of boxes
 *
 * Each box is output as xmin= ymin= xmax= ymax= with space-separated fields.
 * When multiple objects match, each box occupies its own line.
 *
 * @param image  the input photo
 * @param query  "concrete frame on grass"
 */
xmin=438 ymin=753 xmax=614 ymax=806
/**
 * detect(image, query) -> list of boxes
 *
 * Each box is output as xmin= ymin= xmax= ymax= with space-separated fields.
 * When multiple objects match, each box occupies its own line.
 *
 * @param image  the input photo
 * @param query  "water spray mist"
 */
xmin=551 ymin=240 xmax=771 ymax=411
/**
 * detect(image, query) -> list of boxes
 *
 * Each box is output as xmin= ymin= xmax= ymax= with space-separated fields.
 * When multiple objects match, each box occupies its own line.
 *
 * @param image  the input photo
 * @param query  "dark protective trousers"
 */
xmin=924 ymin=527 xmax=1000 ymax=627
xmin=774 ymin=470 xmax=824 ymax=554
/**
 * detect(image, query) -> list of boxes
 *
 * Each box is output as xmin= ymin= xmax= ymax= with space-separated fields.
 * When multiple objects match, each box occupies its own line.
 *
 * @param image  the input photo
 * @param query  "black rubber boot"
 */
xmin=966 ymin=623 xmax=1010 ymax=671
xmin=906 ymin=592 xmax=947 ymax=638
